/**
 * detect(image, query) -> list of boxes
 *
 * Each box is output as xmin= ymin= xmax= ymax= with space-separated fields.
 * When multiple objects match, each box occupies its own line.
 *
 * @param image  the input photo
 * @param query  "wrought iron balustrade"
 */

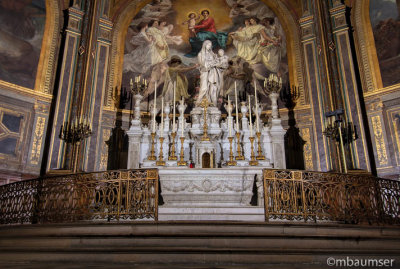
xmin=0 ymin=169 xmax=158 ymax=225
xmin=263 ymin=169 xmax=400 ymax=224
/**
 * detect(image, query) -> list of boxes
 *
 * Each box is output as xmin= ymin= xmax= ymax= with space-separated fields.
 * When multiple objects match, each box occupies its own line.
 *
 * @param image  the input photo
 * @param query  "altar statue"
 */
xmin=195 ymin=41 xmax=227 ymax=107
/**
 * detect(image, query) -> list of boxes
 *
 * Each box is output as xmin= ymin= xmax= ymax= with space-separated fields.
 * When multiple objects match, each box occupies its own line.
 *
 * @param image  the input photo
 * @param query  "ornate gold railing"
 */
xmin=263 ymin=169 xmax=400 ymax=224
xmin=0 ymin=169 xmax=159 ymax=224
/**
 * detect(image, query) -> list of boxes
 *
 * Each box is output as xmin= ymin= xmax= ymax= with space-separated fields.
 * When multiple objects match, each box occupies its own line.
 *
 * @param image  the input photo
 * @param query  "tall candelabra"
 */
xmin=224 ymin=98 xmax=237 ymax=166
xmin=148 ymin=132 xmax=157 ymax=161
xmin=128 ymin=77 xmax=147 ymax=122
xmin=130 ymin=76 xmax=147 ymax=95
xmin=169 ymin=132 xmax=177 ymax=160
xmin=59 ymin=115 xmax=92 ymax=172
xmin=249 ymin=137 xmax=258 ymax=166
xmin=323 ymin=109 xmax=358 ymax=173
xmin=177 ymin=136 xmax=187 ymax=166
xmin=176 ymin=99 xmax=187 ymax=166
xmin=156 ymin=136 xmax=166 ymax=166
xmin=255 ymin=131 xmax=264 ymax=160
xmin=263 ymin=73 xmax=283 ymax=120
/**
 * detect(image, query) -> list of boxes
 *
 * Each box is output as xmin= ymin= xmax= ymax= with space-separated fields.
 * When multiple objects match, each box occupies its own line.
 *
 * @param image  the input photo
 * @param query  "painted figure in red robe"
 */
xmin=185 ymin=10 xmax=227 ymax=58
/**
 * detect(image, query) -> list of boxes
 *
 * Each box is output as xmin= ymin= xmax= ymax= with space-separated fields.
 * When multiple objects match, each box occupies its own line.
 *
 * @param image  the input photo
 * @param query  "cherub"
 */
xmin=215 ymin=49 xmax=229 ymax=99
xmin=216 ymin=49 xmax=229 ymax=70
xmin=182 ymin=12 xmax=200 ymax=37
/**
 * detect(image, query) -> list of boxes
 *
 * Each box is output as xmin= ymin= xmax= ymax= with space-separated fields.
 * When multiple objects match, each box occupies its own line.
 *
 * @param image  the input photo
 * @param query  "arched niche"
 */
xmin=105 ymin=0 xmax=306 ymax=108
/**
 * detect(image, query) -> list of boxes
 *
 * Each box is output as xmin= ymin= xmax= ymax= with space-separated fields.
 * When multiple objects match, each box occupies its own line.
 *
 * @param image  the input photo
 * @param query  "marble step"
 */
xmin=1 ymin=222 xmax=399 ymax=238
xmin=158 ymin=206 xmax=264 ymax=221
xmin=0 ymin=223 xmax=399 ymax=268
xmin=1 ymin=236 xmax=399 ymax=252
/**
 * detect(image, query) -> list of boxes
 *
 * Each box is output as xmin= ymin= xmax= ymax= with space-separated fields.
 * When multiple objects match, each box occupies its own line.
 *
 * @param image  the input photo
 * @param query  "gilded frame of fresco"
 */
xmin=352 ymin=0 xmax=400 ymax=96
xmin=0 ymin=0 xmax=62 ymax=99
xmin=352 ymin=0 xmax=400 ymax=175
xmin=105 ymin=0 xmax=307 ymax=109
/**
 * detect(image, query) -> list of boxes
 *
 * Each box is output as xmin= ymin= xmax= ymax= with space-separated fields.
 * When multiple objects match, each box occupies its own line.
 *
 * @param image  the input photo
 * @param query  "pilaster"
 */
xmin=85 ymin=15 xmax=113 ymax=171
xmin=299 ymin=13 xmax=330 ymax=171
xmin=47 ymin=6 xmax=84 ymax=171
xmin=329 ymin=2 xmax=370 ymax=170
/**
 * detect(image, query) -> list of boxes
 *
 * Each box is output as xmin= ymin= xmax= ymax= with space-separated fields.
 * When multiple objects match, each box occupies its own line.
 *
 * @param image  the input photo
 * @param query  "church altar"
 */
xmin=157 ymin=167 xmax=265 ymax=221
xmin=126 ymin=95 xmax=286 ymax=170
xmin=125 ymin=86 xmax=285 ymax=220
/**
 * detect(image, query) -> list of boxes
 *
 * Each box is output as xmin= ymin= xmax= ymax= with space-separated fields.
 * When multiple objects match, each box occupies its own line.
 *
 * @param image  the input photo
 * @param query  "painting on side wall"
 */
xmin=121 ymin=0 xmax=288 ymax=110
xmin=0 ymin=0 xmax=46 ymax=89
xmin=370 ymin=0 xmax=400 ymax=87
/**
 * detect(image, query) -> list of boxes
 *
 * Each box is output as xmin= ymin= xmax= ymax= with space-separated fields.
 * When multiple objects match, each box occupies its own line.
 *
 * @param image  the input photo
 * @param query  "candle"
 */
xmin=248 ymin=96 xmax=253 ymax=137
xmin=181 ymin=97 xmax=184 ymax=137
xmin=152 ymin=82 xmax=157 ymax=133
xmin=160 ymin=97 xmax=164 ymax=137
xmin=228 ymin=96 xmax=232 ymax=137
xmin=254 ymin=80 xmax=260 ymax=132
xmin=173 ymin=81 xmax=176 ymax=132
xmin=234 ymin=81 xmax=239 ymax=132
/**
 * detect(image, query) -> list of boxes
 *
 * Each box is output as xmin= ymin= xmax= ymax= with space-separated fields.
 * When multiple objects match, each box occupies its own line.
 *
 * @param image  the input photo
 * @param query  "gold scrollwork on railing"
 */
xmin=0 ymin=169 xmax=159 ymax=225
xmin=263 ymin=169 xmax=400 ymax=224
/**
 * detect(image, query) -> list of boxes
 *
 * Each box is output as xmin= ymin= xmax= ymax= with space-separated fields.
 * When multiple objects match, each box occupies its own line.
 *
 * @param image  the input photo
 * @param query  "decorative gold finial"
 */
xmin=200 ymin=98 xmax=210 ymax=141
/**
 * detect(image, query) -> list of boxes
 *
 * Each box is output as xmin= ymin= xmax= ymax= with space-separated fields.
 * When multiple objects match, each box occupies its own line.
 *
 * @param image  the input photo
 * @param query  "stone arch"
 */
xmin=106 ymin=0 xmax=306 ymax=107
xmin=33 ymin=0 xmax=64 ymax=94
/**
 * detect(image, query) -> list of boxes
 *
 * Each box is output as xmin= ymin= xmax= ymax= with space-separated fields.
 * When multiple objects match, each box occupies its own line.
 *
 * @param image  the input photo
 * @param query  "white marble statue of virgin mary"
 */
xmin=195 ymin=40 xmax=224 ymax=106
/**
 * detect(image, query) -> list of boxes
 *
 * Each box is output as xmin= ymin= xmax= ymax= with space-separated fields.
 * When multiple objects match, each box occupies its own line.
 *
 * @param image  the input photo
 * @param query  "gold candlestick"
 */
xmin=156 ymin=137 xmax=166 ymax=166
xmin=255 ymin=132 xmax=265 ymax=160
xmin=148 ymin=132 xmax=157 ymax=160
xmin=168 ymin=132 xmax=178 ymax=160
xmin=249 ymin=136 xmax=258 ymax=166
xmin=235 ymin=132 xmax=245 ymax=160
xmin=226 ymin=137 xmax=237 ymax=166
xmin=200 ymin=98 xmax=210 ymax=141
xmin=177 ymin=136 xmax=187 ymax=166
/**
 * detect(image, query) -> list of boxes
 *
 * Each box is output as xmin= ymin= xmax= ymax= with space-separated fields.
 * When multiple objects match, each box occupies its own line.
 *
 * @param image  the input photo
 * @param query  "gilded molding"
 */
xmin=107 ymin=0 xmax=307 ymax=108
xmin=0 ymin=81 xmax=52 ymax=102
xmin=30 ymin=117 xmax=46 ymax=165
xmin=353 ymin=0 xmax=383 ymax=92
xmin=386 ymin=107 xmax=400 ymax=166
xmin=34 ymin=102 xmax=50 ymax=115
xmin=99 ymin=18 xmax=113 ymax=43
xmin=34 ymin=0 xmax=62 ymax=95
xmin=364 ymin=84 xmax=400 ymax=99
xmin=99 ymin=129 xmax=111 ymax=171
xmin=0 ymin=0 xmax=62 ymax=96
xmin=300 ymin=127 xmax=314 ymax=170
xmin=366 ymin=101 xmax=384 ymax=112
xmin=371 ymin=115 xmax=388 ymax=166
